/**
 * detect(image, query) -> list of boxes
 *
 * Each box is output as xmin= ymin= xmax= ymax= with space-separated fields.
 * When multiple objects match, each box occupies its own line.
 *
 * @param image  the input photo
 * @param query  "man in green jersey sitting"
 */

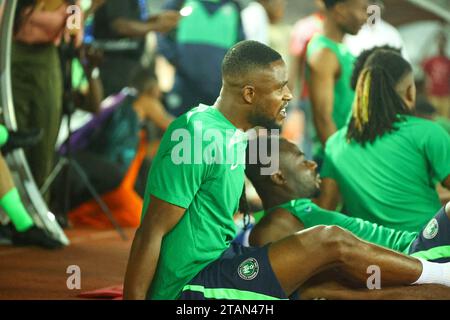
xmin=246 ymin=135 xmax=450 ymax=299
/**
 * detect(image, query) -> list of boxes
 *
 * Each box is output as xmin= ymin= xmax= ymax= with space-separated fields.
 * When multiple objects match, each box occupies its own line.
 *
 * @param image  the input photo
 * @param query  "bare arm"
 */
xmin=133 ymin=95 xmax=174 ymax=131
xmin=111 ymin=11 xmax=180 ymax=38
xmin=316 ymin=178 xmax=340 ymax=211
xmin=74 ymin=83 xmax=102 ymax=113
xmin=443 ymin=175 xmax=450 ymax=190
xmin=75 ymin=46 xmax=104 ymax=113
xmin=288 ymin=53 xmax=306 ymax=97
xmin=111 ymin=18 xmax=155 ymax=37
xmin=123 ymin=196 xmax=185 ymax=300
xmin=439 ymin=176 xmax=450 ymax=204
xmin=84 ymin=75 xmax=103 ymax=114
xmin=307 ymin=48 xmax=340 ymax=145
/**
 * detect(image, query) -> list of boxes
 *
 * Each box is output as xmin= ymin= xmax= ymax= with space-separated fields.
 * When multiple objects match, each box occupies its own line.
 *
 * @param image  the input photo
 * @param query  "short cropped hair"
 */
xmin=245 ymin=135 xmax=290 ymax=185
xmin=222 ymin=40 xmax=282 ymax=78
xmin=322 ymin=0 xmax=347 ymax=9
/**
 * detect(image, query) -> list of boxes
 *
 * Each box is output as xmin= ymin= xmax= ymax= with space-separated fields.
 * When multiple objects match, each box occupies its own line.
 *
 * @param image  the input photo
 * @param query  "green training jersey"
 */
xmin=322 ymin=116 xmax=450 ymax=232
xmin=143 ymin=105 xmax=248 ymax=300
xmin=435 ymin=116 xmax=450 ymax=135
xmin=267 ymin=199 xmax=417 ymax=254
xmin=306 ymin=34 xmax=355 ymax=158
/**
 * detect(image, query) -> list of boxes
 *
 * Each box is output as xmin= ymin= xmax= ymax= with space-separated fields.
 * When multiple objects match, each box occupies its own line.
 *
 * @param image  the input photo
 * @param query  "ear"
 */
xmin=243 ymin=85 xmax=255 ymax=104
xmin=404 ymin=83 xmax=416 ymax=109
xmin=270 ymin=170 xmax=287 ymax=186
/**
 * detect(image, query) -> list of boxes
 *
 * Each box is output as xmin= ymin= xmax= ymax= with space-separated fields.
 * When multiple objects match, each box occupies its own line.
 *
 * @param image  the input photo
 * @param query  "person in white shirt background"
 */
xmin=344 ymin=0 xmax=409 ymax=60
xmin=241 ymin=0 xmax=286 ymax=45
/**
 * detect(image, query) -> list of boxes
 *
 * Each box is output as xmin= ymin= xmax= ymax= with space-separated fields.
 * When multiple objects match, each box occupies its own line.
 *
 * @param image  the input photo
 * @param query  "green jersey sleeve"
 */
xmin=292 ymin=204 xmax=418 ymax=254
xmin=148 ymin=120 xmax=213 ymax=209
xmin=148 ymin=153 xmax=207 ymax=209
xmin=321 ymin=151 xmax=336 ymax=179
xmin=421 ymin=123 xmax=450 ymax=183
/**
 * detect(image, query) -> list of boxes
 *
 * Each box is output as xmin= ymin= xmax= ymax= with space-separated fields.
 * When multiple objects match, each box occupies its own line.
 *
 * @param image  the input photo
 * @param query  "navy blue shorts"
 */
xmin=409 ymin=206 xmax=450 ymax=263
xmin=179 ymin=243 xmax=288 ymax=300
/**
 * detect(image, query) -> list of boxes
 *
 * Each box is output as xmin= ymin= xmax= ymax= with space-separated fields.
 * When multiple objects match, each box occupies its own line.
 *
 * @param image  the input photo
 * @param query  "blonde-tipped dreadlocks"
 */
xmin=347 ymin=49 xmax=413 ymax=145
xmin=352 ymin=68 xmax=372 ymax=133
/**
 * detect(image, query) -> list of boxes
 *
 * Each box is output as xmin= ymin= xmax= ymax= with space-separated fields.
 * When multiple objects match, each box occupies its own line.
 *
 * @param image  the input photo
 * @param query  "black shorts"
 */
xmin=179 ymin=243 xmax=288 ymax=300
xmin=409 ymin=206 xmax=450 ymax=263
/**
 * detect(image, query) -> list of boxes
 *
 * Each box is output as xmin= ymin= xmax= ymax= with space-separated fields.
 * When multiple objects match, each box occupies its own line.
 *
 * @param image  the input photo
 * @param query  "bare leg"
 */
xmin=268 ymin=226 xmax=422 ymax=296
xmin=0 ymin=153 xmax=16 ymax=197
xmin=298 ymin=268 xmax=450 ymax=300
xmin=300 ymin=280 xmax=450 ymax=300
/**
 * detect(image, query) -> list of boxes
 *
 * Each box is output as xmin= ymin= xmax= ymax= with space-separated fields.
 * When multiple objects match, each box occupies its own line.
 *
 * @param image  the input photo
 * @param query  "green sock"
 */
xmin=0 ymin=188 xmax=34 ymax=232
xmin=0 ymin=124 xmax=9 ymax=147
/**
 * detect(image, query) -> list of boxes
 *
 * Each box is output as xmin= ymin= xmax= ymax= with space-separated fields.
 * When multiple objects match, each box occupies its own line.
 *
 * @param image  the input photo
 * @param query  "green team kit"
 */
xmin=322 ymin=116 xmax=450 ymax=232
xmin=142 ymin=107 xmax=450 ymax=300
xmin=143 ymin=105 xmax=247 ymax=299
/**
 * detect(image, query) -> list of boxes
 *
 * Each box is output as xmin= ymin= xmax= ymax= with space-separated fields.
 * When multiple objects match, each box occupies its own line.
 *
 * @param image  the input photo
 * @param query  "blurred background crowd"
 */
xmin=0 ymin=0 xmax=449 ymax=249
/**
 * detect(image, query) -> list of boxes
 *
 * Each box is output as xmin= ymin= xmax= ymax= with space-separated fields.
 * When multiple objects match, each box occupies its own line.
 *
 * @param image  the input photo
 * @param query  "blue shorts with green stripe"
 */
xmin=179 ymin=243 xmax=289 ymax=300
xmin=409 ymin=206 xmax=450 ymax=263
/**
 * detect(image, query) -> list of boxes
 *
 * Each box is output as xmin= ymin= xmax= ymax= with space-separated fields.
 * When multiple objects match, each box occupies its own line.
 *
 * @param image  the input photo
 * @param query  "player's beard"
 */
xmin=340 ymin=20 xmax=363 ymax=36
xmin=247 ymin=109 xmax=281 ymax=131
xmin=297 ymin=174 xmax=321 ymax=199
xmin=310 ymin=186 xmax=321 ymax=199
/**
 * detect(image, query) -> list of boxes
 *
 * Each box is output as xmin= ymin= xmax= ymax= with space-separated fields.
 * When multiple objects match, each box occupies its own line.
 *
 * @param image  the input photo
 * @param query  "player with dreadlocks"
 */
xmin=319 ymin=48 xmax=450 ymax=232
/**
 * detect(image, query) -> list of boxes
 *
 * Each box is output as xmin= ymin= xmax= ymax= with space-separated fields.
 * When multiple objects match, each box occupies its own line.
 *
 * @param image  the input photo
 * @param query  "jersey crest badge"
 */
xmin=238 ymin=257 xmax=259 ymax=281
